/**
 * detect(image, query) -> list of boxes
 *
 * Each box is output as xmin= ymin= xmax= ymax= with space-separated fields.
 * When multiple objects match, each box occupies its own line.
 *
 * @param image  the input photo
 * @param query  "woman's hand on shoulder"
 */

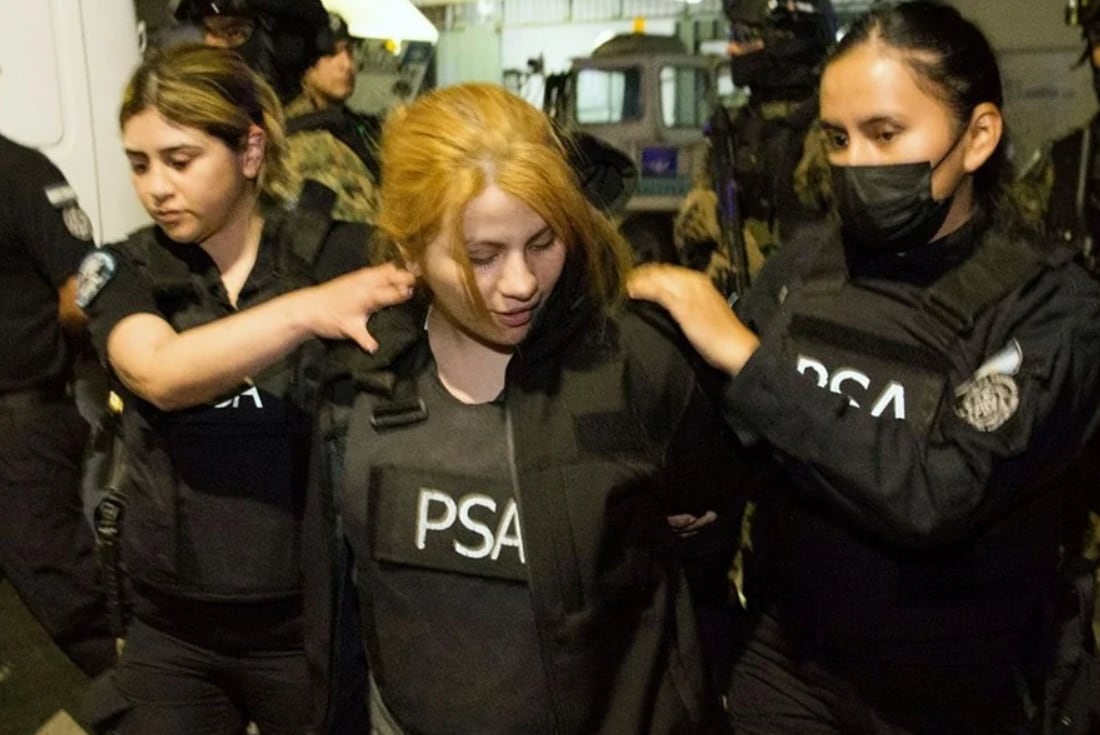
xmin=627 ymin=263 xmax=759 ymax=376
xmin=302 ymin=262 xmax=415 ymax=352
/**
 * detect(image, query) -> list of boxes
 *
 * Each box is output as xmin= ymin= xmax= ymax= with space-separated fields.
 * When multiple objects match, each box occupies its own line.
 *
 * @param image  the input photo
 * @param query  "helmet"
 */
xmin=723 ymin=0 xmax=837 ymax=48
xmin=724 ymin=0 xmax=837 ymax=102
xmin=1067 ymin=0 xmax=1100 ymax=29
xmin=171 ymin=0 xmax=333 ymax=102
xmin=327 ymin=12 xmax=353 ymax=44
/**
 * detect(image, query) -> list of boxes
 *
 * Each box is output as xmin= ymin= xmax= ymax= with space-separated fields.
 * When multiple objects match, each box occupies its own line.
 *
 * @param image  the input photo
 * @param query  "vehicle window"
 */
xmin=659 ymin=66 xmax=710 ymax=129
xmin=575 ymin=67 xmax=643 ymax=124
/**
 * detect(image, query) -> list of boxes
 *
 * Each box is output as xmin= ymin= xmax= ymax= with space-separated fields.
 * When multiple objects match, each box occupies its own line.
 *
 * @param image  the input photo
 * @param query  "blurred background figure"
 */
xmin=1016 ymin=0 xmax=1100 ymax=278
xmin=286 ymin=12 xmax=383 ymax=182
xmin=172 ymin=0 xmax=379 ymax=223
xmin=674 ymin=0 xmax=836 ymax=288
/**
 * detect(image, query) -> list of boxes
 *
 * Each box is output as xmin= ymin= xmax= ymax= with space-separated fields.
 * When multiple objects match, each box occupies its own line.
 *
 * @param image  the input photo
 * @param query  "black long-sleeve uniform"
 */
xmin=719 ymin=211 xmax=1100 ymax=733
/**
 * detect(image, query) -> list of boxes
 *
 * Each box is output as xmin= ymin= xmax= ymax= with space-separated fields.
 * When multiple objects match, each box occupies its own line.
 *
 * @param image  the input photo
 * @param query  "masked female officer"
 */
xmin=303 ymin=83 xmax=744 ymax=734
xmin=630 ymin=2 xmax=1100 ymax=732
xmin=77 ymin=44 xmax=412 ymax=734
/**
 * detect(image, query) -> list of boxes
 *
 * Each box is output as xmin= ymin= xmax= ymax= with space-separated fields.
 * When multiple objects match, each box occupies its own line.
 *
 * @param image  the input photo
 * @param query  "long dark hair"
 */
xmin=831 ymin=1 xmax=1016 ymax=218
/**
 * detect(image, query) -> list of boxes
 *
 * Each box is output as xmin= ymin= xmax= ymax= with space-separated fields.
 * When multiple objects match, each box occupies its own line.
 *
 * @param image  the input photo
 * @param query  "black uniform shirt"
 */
xmin=0 ymin=134 xmax=94 ymax=392
xmin=81 ymin=220 xmax=370 ymax=643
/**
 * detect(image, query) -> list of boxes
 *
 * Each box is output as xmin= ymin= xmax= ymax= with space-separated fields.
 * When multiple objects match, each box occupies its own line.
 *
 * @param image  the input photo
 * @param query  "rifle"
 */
xmin=706 ymin=103 xmax=751 ymax=301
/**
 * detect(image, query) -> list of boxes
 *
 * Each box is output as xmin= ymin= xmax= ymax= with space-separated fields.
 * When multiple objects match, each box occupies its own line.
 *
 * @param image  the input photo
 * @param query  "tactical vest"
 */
xmin=114 ymin=198 xmax=336 ymax=602
xmin=782 ymin=233 xmax=1046 ymax=434
xmin=316 ymin=306 xmax=717 ymax=734
xmin=748 ymin=226 xmax=1076 ymax=653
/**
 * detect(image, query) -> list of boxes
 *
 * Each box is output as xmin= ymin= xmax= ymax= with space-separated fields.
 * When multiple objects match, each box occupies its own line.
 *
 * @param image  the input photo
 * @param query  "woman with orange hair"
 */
xmin=305 ymin=83 xmax=743 ymax=734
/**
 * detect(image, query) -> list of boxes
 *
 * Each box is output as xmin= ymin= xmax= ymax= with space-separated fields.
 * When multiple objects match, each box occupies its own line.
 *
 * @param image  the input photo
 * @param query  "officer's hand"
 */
xmin=627 ymin=263 xmax=759 ymax=375
xmin=667 ymin=511 xmax=719 ymax=538
xmin=307 ymin=263 xmax=415 ymax=352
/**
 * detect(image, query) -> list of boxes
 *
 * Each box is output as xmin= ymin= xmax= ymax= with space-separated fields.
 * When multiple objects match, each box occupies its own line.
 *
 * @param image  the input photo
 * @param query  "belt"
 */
xmin=0 ymin=383 xmax=67 ymax=410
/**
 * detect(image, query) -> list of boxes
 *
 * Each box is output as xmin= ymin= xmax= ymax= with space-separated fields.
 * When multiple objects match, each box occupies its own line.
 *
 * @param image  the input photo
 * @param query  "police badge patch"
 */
xmin=953 ymin=373 xmax=1019 ymax=432
xmin=44 ymin=183 xmax=94 ymax=241
xmin=75 ymin=250 xmax=117 ymax=309
xmin=62 ymin=205 xmax=94 ymax=241
xmin=952 ymin=339 xmax=1022 ymax=432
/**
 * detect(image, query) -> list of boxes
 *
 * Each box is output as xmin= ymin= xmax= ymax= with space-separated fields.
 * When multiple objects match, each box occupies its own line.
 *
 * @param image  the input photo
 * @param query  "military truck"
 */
xmin=545 ymin=33 xmax=723 ymax=262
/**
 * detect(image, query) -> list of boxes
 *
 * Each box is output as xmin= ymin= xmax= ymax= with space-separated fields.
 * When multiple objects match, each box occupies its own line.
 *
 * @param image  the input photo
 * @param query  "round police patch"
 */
xmin=63 ymin=205 xmax=94 ymax=241
xmin=953 ymin=373 xmax=1019 ymax=432
xmin=75 ymin=250 xmax=118 ymax=309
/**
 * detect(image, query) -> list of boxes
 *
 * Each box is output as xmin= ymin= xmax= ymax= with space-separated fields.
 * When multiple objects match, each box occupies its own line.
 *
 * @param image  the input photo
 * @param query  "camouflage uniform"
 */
xmin=1014 ymin=114 xmax=1100 ymax=276
xmin=285 ymin=95 xmax=380 ymax=223
xmin=674 ymin=105 xmax=832 ymax=286
xmin=676 ymin=0 xmax=837 ymax=289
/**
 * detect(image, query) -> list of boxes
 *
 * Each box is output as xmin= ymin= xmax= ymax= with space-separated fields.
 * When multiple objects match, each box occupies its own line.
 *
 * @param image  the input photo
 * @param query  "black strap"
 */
xmin=272 ymin=179 xmax=338 ymax=284
xmin=915 ymin=234 xmax=1046 ymax=342
xmin=795 ymin=226 xmax=1056 ymax=348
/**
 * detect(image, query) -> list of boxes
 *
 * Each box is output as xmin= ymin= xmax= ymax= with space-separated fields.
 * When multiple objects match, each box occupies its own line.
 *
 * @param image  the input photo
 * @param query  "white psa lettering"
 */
xmin=214 ymin=385 xmax=264 ymax=409
xmin=796 ymin=355 xmax=906 ymax=420
xmin=417 ymin=489 xmax=457 ymax=550
xmin=416 ymin=488 xmax=526 ymax=563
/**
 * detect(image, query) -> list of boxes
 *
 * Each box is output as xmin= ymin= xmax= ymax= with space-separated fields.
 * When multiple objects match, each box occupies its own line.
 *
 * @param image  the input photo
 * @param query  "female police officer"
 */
xmin=630 ymin=2 xmax=1100 ymax=732
xmin=77 ymin=45 xmax=412 ymax=734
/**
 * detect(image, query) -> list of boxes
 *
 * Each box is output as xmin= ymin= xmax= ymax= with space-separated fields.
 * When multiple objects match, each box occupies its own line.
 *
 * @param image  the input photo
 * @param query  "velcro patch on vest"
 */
xmin=368 ymin=466 xmax=528 ymax=583
xmin=788 ymin=315 xmax=947 ymax=430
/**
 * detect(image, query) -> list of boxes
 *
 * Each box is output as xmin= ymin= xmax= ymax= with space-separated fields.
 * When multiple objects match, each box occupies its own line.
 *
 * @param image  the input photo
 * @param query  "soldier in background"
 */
xmin=675 ymin=0 xmax=835 ymax=287
xmin=1015 ymin=0 xmax=1100 ymax=277
xmin=173 ymin=0 xmax=379 ymax=223
xmin=1018 ymin=1 xmax=1100 ymax=670
xmin=285 ymin=13 xmax=384 ymax=182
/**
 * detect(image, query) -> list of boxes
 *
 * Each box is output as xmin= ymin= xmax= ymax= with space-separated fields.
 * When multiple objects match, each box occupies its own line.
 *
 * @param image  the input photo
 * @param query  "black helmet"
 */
xmin=724 ymin=0 xmax=837 ymax=102
xmin=171 ymin=0 xmax=333 ymax=102
xmin=1067 ymin=0 xmax=1100 ymax=29
xmin=723 ymin=0 xmax=837 ymax=46
xmin=327 ymin=12 xmax=353 ymax=44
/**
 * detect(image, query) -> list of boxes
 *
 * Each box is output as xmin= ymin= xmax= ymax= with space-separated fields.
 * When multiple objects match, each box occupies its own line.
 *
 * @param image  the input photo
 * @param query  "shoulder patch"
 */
xmin=75 ymin=250 xmax=118 ymax=309
xmin=952 ymin=340 xmax=1023 ymax=432
xmin=44 ymin=183 xmax=94 ymax=241
xmin=62 ymin=205 xmax=94 ymax=241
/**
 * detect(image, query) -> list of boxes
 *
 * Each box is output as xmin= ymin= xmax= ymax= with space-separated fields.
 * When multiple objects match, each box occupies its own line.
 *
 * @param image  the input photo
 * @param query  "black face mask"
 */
xmin=830 ymin=130 xmax=967 ymax=253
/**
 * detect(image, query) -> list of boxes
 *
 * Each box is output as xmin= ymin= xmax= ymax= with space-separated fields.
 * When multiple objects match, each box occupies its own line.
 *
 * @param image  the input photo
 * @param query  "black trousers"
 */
xmin=0 ymin=390 xmax=115 ymax=676
xmin=86 ymin=618 xmax=311 ymax=735
xmin=726 ymin=612 xmax=1035 ymax=735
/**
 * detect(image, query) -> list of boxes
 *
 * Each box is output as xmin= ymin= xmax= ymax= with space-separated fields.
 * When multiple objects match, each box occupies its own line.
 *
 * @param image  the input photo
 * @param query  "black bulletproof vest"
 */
xmin=781 ymin=230 xmax=1049 ymax=434
xmin=116 ymin=211 xmax=332 ymax=601
xmin=748 ymin=228 xmax=1074 ymax=653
